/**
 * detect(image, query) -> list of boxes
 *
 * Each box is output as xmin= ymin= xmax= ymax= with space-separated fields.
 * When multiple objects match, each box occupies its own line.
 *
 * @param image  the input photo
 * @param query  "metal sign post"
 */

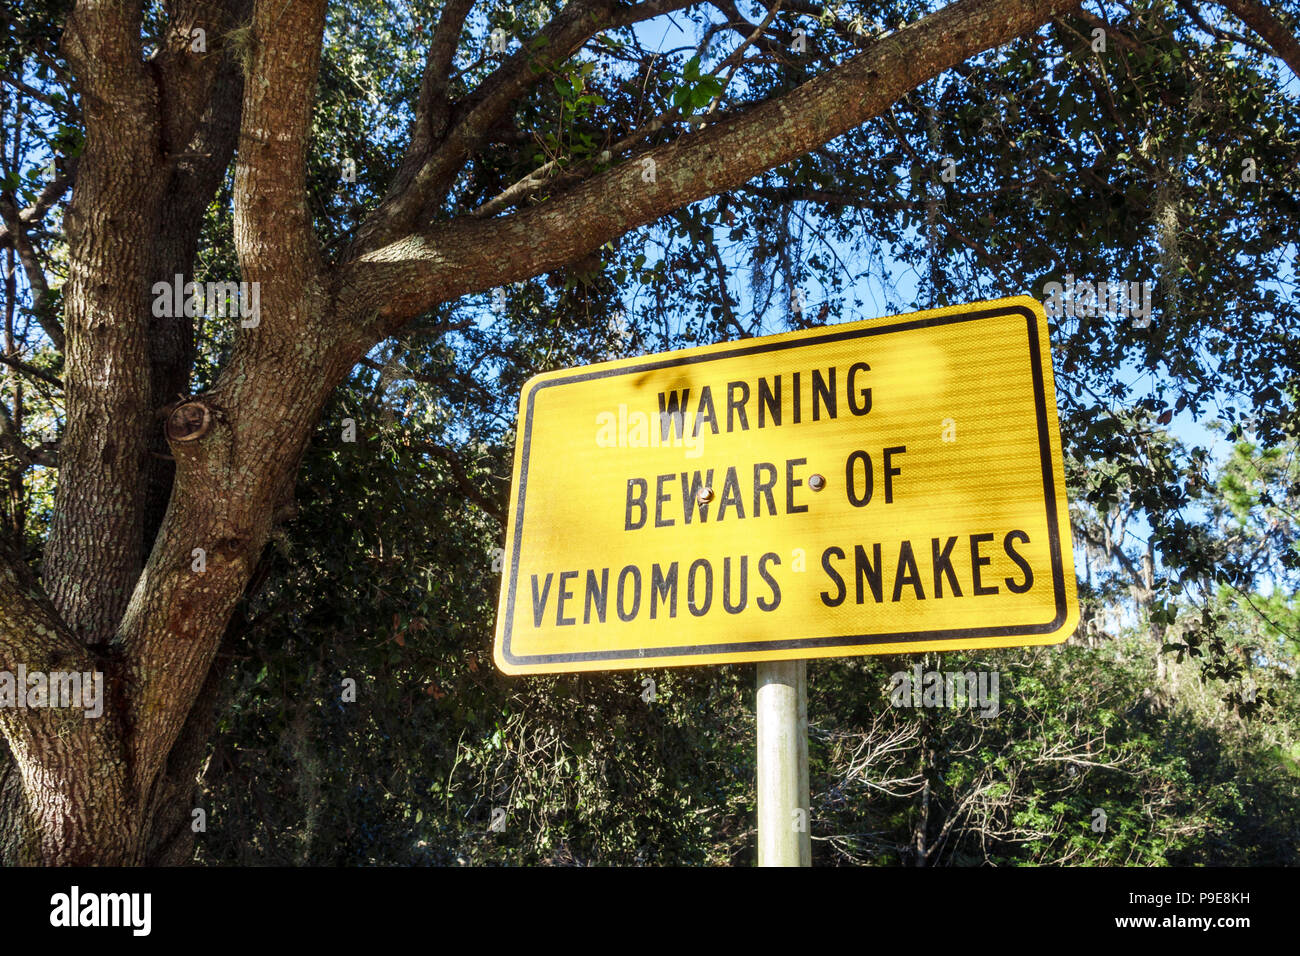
xmin=757 ymin=659 xmax=811 ymax=866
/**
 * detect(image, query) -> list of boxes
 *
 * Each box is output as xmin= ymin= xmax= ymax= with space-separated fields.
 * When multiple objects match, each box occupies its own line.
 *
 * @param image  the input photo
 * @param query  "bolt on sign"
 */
xmin=494 ymin=296 xmax=1078 ymax=675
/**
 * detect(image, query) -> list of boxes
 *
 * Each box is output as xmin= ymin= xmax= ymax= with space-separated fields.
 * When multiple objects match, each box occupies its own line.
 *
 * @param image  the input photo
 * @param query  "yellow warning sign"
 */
xmin=494 ymin=296 xmax=1078 ymax=674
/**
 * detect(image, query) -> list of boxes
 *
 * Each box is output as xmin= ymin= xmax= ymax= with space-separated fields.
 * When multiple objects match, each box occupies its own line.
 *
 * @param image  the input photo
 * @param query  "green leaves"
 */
xmin=671 ymin=56 xmax=725 ymax=113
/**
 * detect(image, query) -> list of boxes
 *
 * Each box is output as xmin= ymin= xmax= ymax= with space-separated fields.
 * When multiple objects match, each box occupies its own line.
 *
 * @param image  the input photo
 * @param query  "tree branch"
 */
xmin=47 ymin=0 xmax=162 ymax=641
xmin=0 ymin=200 xmax=63 ymax=352
xmin=0 ymin=74 xmax=78 ymax=118
xmin=155 ymin=0 xmax=246 ymax=161
xmin=232 ymin=0 xmax=327 ymax=291
xmin=0 ymin=354 xmax=62 ymax=390
xmin=0 ymin=538 xmax=90 ymax=732
xmin=341 ymin=0 xmax=476 ymax=259
xmin=0 ymin=401 xmax=49 ymax=467
xmin=1214 ymin=0 xmax=1300 ymax=79
xmin=146 ymin=21 xmax=250 ymax=548
xmin=350 ymin=0 xmax=697 ymax=255
xmin=419 ymin=0 xmax=478 ymax=147
xmin=60 ymin=0 xmax=152 ymax=114
xmin=0 ymin=535 xmax=134 ymax=866
xmin=746 ymin=174 xmax=1060 ymax=211
xmin=347 ymin=0 xmax=1083 ymax=326
xmin=0 ymin=159 xmax=76 ymax=255
xmin=469 ymin=101 xmax=740 ymax=219
xmin=1172 ymin=0 xmax=1275 ymax=61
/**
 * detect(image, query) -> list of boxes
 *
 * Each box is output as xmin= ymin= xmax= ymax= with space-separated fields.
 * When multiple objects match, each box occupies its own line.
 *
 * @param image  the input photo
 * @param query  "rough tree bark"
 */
xmin=1 ymin=0 xmax=1291 ymax=865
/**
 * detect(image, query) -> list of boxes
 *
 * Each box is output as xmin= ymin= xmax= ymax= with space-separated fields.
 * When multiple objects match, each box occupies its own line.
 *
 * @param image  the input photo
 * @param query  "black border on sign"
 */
xmin=501 ymin=303 xmax=1068 ymax=666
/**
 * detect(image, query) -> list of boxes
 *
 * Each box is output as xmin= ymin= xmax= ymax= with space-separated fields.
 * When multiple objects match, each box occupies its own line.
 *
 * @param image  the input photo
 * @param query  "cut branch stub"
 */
xmin=165 ymin=401 xmax=212 ymax=443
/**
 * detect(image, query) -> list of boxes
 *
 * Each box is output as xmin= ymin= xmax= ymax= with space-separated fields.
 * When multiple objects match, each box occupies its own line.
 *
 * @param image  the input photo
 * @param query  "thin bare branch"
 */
xmin=0 ymin=159 xmax=76 ymax=255
xmin=0 ymin=200 xmax=63 ymax=351
xmin=0 ymin=353 xmax=63 ymax=389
